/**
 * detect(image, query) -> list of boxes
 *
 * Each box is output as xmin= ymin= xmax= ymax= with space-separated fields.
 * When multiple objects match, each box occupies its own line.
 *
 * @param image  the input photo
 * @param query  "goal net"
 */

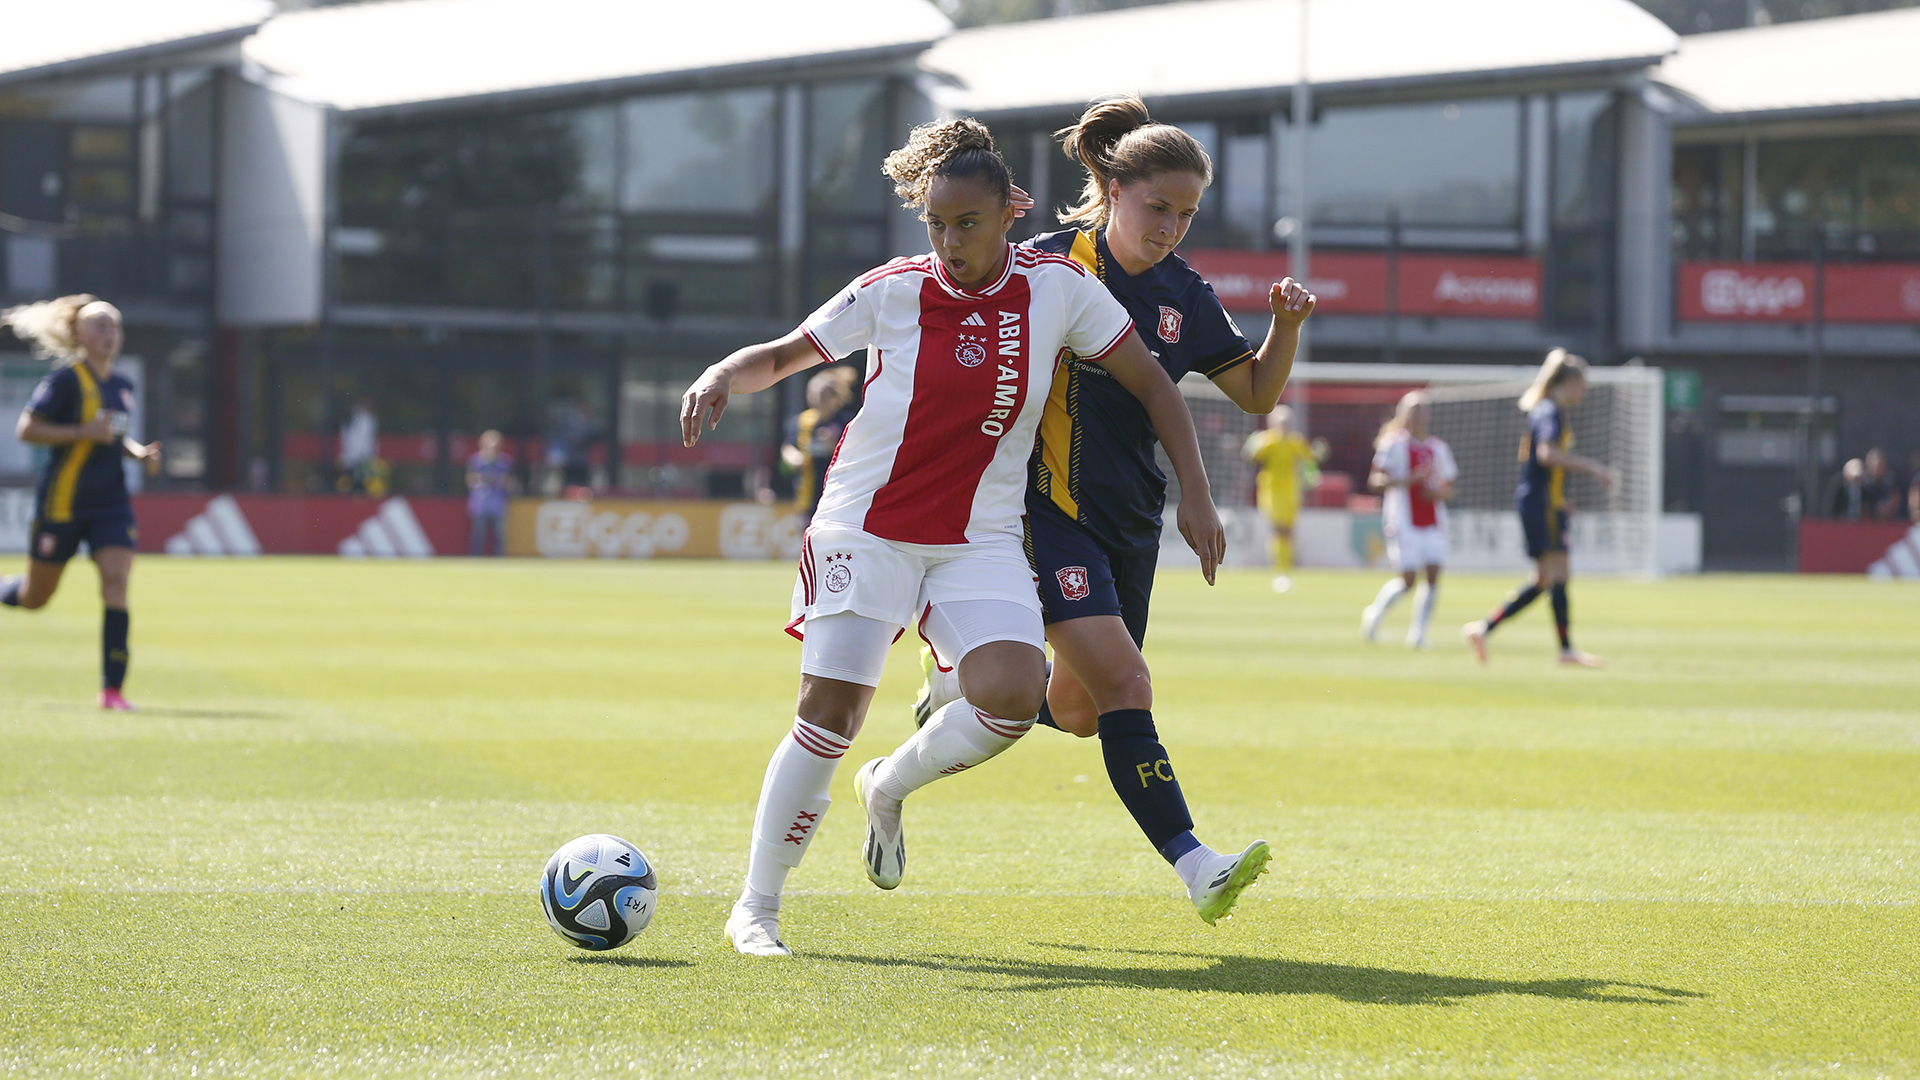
xmin=1163 ymin=362 xmax=1665 ymax=576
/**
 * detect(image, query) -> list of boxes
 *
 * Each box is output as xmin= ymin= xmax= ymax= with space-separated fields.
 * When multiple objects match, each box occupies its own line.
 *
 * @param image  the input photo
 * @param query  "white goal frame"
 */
xmin=1170 ymin=361 xmax=1666 ymax=578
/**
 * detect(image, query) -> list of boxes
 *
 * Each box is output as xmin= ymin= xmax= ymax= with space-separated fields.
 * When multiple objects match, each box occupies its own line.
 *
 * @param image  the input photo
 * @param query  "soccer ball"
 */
xmin=540 ymin=833 xmax=657 ymax=950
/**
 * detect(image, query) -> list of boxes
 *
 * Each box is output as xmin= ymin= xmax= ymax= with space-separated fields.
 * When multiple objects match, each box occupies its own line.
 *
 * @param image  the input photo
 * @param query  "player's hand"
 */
xmin=1593 ymin=464 xmax=1616 ymax=489
xmin=1269 ymin=278 xmax=1315 ymax=325
xmin=1176 ymin=495 xmax=1225 ymax=587
xmin=680 ymin=369 xmax=732 ymax=447
xmin=1009 ymin=184 xmax=1034 ymax=219
xmin=139 ymin=441 xmax=163 ymax=476
xmin=77 ymin=414 xmax=114 ymax=441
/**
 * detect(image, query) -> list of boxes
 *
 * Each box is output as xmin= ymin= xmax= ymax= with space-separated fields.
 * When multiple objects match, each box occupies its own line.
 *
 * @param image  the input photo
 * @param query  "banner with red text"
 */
xmin=1679 ymin=260 xmax=1920 ymax=323
xmin=1180 ymin=249 xmax=1543 ymax=319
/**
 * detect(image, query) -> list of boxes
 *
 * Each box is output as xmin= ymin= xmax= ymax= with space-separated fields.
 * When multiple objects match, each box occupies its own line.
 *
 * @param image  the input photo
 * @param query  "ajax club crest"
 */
xmin=1056 ymin=565 xmax=1090 ymax=601
xmin=955 ymin=332 xmax=988 ymax=368
xmin=1157 ymin=306 xmax=1183 ymax=343
xmin=823 ymin=551 xmax=854 ymax=593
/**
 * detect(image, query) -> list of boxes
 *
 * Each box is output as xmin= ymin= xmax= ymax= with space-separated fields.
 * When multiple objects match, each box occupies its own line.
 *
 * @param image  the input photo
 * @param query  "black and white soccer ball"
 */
xmin=540 ymin=833 xmax=657 ymax=950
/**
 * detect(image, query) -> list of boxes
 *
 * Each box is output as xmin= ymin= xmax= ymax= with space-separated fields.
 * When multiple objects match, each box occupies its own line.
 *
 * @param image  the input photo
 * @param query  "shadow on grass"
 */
xmin=818 ymin=944 xmax=1704 ymax=1006
xmin=136 ymin=707 xmax=287 ymax=721
xmin=13 ymin=701 xmax=285 ymax=721
xmin=566 ymin=954 xmax=694 ymax=969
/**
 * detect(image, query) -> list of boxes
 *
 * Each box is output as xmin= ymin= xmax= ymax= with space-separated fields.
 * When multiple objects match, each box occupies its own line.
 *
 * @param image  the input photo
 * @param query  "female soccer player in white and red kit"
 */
xmin=1360 ymin=391 xmax=1458 ymax=649
xmin=680 ymin=118 xmax=1224 ymax=956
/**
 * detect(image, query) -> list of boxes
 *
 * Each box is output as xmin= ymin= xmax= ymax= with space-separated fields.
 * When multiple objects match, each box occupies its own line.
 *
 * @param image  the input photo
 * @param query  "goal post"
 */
xmin=1165 ymin=362 xmax=1666 ymax=577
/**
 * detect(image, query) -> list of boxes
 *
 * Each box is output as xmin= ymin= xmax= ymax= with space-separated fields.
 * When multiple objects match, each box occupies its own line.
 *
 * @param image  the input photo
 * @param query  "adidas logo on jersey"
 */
xmin=960 ymin=312 xmax=986 ymax=326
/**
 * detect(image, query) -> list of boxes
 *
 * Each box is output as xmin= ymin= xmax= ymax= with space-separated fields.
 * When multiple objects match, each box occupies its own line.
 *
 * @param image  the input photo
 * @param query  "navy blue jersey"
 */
xmin=1516 ymin=399 xmax=1569 ymax=510
xmin=1024 ymin=228 xmax=1253 ymax=552
xmin=27 ymin=362 xmax=135 ymax=522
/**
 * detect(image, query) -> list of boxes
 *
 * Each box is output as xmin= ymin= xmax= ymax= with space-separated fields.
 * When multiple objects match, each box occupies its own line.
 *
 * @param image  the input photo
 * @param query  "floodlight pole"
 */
xmin=1288 ymin=0 xmax=1312 ymax=433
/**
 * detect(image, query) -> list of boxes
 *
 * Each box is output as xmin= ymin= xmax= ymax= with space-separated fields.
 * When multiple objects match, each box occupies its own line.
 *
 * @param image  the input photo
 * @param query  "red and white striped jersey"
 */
xmin=800 ymin=244 xmax=1134 ymax=546
xmin=1375 ymin=431 xmax=1458 ymax=532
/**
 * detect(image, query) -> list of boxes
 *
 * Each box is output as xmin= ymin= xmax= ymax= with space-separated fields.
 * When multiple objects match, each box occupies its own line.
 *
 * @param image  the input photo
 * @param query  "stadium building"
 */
xmin=3 ymin=0 xmax=1916 ymax=568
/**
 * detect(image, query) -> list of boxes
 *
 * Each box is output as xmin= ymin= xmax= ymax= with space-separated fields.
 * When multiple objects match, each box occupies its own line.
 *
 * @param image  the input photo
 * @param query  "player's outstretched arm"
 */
xmin=1211 ymin=278 xmax=1314 ymax=415
xmin=1098 ymin=331 xmax=1225 ymax=585
xmin=681 ymin=330 xmax=826 ymax=447
xmin=16 ymin=409 xmax=113 ymax=446
xmin=1534 ymin=442 xmax=1615 ymax=488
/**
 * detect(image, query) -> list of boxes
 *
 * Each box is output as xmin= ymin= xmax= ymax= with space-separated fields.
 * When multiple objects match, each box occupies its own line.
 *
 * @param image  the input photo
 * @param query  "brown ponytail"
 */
xmin=1519 ymin=348 xmax=1589 ymax=411
xmin=1057 ymin=95 xmax=1212 ymax=228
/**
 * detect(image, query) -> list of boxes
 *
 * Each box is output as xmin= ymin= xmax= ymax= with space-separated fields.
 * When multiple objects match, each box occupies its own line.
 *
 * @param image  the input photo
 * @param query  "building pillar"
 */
xmin=1616 ymin=84 xmax=1674 ymax=356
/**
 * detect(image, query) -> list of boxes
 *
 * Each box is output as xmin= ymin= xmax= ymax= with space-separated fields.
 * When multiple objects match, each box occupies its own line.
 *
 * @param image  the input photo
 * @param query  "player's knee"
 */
xmin=974 ymin=678 xmax=1046 ymax=723
xmin=1087 ymin=665 xmax=1151 ymax=713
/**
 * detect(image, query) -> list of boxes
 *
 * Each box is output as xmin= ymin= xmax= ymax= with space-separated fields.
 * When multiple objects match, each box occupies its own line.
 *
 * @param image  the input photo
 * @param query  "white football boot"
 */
xmin=1188 ymin=840 xmax=1272 ymax=926
xmin=909 ymin=646 xmax=961 ymax=729
xmin=1359 ymin=602 xmax=1385 ymax=643
xmin=725 ymin=902 xmax=791 ymax=957
xmin=852 ymin=757 xmax=905 ymax=890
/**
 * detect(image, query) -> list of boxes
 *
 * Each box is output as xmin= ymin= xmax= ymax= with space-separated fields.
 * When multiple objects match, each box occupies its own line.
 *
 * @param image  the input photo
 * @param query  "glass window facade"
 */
xmin=1304 ymin=98 xmax=1522 ymax=230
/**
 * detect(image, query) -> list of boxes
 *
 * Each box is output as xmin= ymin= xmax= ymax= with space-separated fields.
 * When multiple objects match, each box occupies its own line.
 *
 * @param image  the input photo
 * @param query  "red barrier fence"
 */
xmin=134 ymin=494 xmax=470 ymax=556
xmin=1797 ymin=519 xmax=1916 ymax=574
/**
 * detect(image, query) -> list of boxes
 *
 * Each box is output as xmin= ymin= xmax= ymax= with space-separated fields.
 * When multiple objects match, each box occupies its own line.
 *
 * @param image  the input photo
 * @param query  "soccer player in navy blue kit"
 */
xmin=1462 ymin=349 xmax=1613 ymax=667
xmin=3 ymin=295 xmax=162 ymax=709
xmin=900 ymin=96 xmax=1315 ymax=923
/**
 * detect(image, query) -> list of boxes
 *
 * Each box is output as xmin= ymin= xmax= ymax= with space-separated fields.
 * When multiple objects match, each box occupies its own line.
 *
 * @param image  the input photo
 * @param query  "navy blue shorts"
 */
xmin=1518 ymin=500 xmax=1568 ymax=559
xmin=1025 ymin=498 xmax=1158 ymax=649
xmin=30 ymin=507 xmax=137 ymax=564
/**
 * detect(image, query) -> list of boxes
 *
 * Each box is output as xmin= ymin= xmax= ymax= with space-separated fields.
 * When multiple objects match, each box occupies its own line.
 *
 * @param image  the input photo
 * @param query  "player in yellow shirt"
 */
xmin=1243 ymin=404 xmax=1320 ymax=589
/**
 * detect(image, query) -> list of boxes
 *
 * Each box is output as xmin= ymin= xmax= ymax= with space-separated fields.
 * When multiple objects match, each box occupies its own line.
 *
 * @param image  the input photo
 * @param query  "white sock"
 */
xmin=741 ymin=717 xmax=849 ymax=902
xmin=1172 ymin=843 xmax=1223 ymax=892
xmin=872 ymin=697 xmax=1034 ymax=801
xmin=1410 ymin=582 xmax=1439 ymax=642
xmin=1371 ymin=576 xmax=1410 ymax=612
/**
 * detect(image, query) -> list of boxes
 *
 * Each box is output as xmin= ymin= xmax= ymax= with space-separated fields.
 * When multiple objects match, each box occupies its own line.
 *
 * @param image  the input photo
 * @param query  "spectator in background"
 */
xmin=1828 ymin=457 xmax=1867 ymax=520
xmin=337 ymin=400 xmax=382 ymax=496
xmin=781 ymin=367 xmax=857 ymax=525
xmin=1861 ymin=448 xmax=1899 ymax=519
xmin=466 ymin=429 xmax=514 ymax=556
xmin=1907 ymin=450 xmax=1920 ymax=523
xmin=546 ymin=401 xmax=594 ymax=493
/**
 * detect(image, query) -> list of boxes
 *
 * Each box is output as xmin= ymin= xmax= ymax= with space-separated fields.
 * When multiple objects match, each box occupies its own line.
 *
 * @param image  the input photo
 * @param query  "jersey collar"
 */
xmin=931 ymin=243 xmax=1016 ymax=300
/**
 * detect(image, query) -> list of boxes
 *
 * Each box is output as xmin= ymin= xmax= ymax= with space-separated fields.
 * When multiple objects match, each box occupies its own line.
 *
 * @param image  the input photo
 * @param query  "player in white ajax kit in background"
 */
xmin=1361 ymin=391 xmax=1457 ymax=649
xmin=679 ymin=118 xmax=1224 ymax=957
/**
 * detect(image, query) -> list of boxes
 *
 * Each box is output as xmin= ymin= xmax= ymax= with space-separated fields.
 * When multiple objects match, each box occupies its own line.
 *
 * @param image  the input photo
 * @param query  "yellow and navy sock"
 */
xmin=1097 ymin=708 xmax=1197 ymax=863
xmin=1550 ymin=584 xmax=1571 ymax=650
xmin=1484 ymin=582 xmax=1542 ymax=633
xmin=103 ymin=608 xmax=129 ymax=689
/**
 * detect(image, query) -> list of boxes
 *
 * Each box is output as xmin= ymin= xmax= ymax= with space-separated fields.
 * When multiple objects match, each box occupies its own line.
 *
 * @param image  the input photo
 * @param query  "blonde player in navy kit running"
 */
xmin=3 ymin=295 xmax=161 ymax=709
xmin=680 ymin=118 xmax=1224 ymax=956
xmin=878 ymin=96 xmax=1315 ymax=924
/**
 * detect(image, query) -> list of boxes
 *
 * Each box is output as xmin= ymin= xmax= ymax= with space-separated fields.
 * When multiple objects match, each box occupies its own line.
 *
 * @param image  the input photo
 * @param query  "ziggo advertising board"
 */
xmin=505 ymin=499 xmax=803 ymax=560
xmin=1679 ymin=260 xmax=1920 ymax=323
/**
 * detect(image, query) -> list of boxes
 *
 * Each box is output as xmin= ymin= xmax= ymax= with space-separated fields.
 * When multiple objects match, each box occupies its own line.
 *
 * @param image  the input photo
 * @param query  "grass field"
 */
xmin=2 ymin=557 xmax=1916 ymax=1079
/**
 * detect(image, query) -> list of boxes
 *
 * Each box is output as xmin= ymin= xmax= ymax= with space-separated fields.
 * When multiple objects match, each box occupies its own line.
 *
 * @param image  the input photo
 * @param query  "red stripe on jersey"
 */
xmin=1015 ymin=250 xmax=1088 ymax=276
xmin=860 ymin=274 xmax=1035 ymax=545
xmin=1408 ymin=440 xmax=1439 ymax=528
xmin=858 ymin=256 xmax=930 ymax=288
xmin=801 ymin=325 xmax=835 ymax=364
xmin=1083 ymin=322 xmax=1132 ymax=362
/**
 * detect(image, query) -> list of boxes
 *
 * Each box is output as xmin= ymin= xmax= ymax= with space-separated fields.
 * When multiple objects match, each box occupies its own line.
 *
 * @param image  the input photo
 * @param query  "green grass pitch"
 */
xmin=2 ymin=557 xmax=1916 ymax=1078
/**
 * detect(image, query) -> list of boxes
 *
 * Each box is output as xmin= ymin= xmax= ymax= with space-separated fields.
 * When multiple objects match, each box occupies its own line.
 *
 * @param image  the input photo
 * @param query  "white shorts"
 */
xmin=789 ymin=525 xmax=1045 ymax=687
xmin=1386 ymin=525 xmax=1448 ymax=571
